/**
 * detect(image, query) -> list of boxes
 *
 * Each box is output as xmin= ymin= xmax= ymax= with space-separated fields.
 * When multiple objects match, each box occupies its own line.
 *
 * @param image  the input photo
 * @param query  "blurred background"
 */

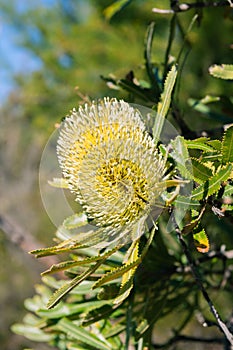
xmin=0 ymin=1 xmax=232 ymax=349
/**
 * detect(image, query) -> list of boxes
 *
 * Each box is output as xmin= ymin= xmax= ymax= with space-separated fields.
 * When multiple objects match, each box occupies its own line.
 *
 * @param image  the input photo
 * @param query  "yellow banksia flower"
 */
xmin=57 ymin=98 xmax=166 ymax=247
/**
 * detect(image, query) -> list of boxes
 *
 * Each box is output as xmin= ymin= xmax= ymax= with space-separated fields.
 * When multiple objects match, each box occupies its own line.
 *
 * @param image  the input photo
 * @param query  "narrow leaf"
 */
xmin=185 ymin=139 xmax=215 ymax=152
xmin=47 ymin=260 xmax=103 ymax=308
xmin=11 ymin=324 xmax=54 ymax=342
xmin=222 ymin=125 xmax=233 ymax=164
xmin=193 ymin=228 xmax=209 ymax=253
xmin=191 ymin=158 xmax=213 ymax=183
xmin=42 ymin=246 xmax=120 ymax=275
xmin=114 ymin=241 xmax=139 ymax=304
xmin=191 ymin=164 xmax=232 ymax=200
xmin=92 ymin=258 xmax=142 ymax=289
xmin=144 ymin=22 xmax=160 ymax=97
xmin=103 ymin=0 xmax=131 ymax=20
xmin=56 ymin=318 xmax=112 ymax=350
xmin=209 ymin=64 xmax=233 ymax=80
xmin=153 ymin=65 xmax=177 ymax=145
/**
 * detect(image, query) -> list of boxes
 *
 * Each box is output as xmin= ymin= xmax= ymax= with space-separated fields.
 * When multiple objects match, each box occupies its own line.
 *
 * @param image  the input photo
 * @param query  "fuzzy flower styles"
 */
xmin=57 ymin=98 xmax=166 ymax=248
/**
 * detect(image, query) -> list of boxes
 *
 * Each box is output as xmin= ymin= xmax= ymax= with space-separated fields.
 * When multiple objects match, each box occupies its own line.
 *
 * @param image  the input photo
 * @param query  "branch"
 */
xmin=0 ymin=214 xmax=59 ymax=270
xmin=174 ymin=221 xmax=233 ymax=345
xmin=153 ymin=334 xmax=223 ymax=348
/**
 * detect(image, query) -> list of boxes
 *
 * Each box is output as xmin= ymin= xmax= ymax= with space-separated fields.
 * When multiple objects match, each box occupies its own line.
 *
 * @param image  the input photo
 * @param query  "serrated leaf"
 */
xmin=182 ymin=206 xmax=206 ymax=235
xmin=114 ymin=241 xmax=139 ymax=304
xmin=222 ymin=125 xmax=233 ymax=164
xmin=207 ymin=140 xmax=222 ymax=151
xmin=191 ymin=158 xmax=213 ymax=183
xmin=191 ymin=164 xmax=232 ymax=200
xmin=193 ymin=228 xmax=209 ymax=253
xmin=47 ymin=260 xmax=103 ymax=308
xmin=92 ymin=258 xmax=142 ymax=290
xmin=42 ymin=246 xmax=120 ymax=275
xmin=153 ymin=65 xmax=177 ymax=145
xmin=209 ymin=64 xmax=233 ymax=80
xmin=185 ymin=139 xmax=215 ymax=152
xmin=82 ymin=305 xmax=115 ymax=326
xmin=103 ymin=0 xmax=131 ymax=20
xmin=30 ymin=239 xmax=86 ymax=258
xmin=56 ymin=318 xmax=112 ymax=350
xmin=223 ymin=183 xmax=233 ymax=197
xmin=48 ymin=177 xmax=69 ymax=188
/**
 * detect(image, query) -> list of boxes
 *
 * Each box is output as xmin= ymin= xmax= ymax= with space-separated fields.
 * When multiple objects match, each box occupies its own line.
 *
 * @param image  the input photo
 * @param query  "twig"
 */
xmin=152 ymin=334 xmax=224 ymax=348
xmin=0 ymin=214 xmax=59 ymax=270
xmin=174 ymin=221 xmax=233 ymax=345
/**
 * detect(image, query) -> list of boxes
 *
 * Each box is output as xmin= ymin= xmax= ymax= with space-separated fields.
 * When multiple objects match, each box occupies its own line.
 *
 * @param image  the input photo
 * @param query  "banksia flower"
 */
xmin=57 ymin=98 xmax=166 ymax=248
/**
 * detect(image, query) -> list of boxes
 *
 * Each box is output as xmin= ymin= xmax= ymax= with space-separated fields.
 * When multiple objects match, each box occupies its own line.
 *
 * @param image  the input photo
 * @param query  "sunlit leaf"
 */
xmin=103 ymin=0 xmax=131 ymax=20
xmin=209 ymin=64 xmax=233 ymax=80
xmin=193 ymin=228 xmax=209 ymax=253
xmin=11 ymin=324 xmax=54 ymax=342
xmin=92 ymin=258 xmax=142 ymax=290
xmin=222 ymin=125 xmax=233 ymax=164
xmin=191 ymin=164 xmax=232 ymax=200
xmin=191 ymin=158 xmax=213 ymax=183
xmin=153 ymin=65 xmax=177 ymax=144
xmin=185 ymin=138 xmax=215 ymax=152
xmin=114 ymin=240 xmax=139 ymax=304
xmin=47 ymin=260 xmax=103 ymax=308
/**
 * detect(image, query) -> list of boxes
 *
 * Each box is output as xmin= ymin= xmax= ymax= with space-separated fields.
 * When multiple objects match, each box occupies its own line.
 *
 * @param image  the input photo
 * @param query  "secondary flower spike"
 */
xmin=57 ymin=98 xmax=166 ymax=247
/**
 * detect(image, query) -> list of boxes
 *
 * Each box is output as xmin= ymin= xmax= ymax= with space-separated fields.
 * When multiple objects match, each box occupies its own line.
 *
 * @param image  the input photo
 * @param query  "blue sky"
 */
xmin=0 ymin=0 xmax=56 ymax=104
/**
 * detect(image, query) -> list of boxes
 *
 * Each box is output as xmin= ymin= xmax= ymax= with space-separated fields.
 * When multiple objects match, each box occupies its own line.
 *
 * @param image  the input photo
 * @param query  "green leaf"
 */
xmin=182 ymin=206 xmax=206 ymax=235
xmin=42 ymin=246 xmax=120 ymax=275
xmin=103 ymin=0 xmax=131 ymax=20
xmin=47 ymin=260 xmax=103 ymax=308
xmin=153 ymin=65 xmax=177 ymax=145
xmin=191 ymin=164 xmax=232 ymax=200
xmin=92 ymin=258 xmax=142 ymax=290
xmin=193 ymin=228 xmax=209 ymax=253
xmin=11 ymin=324 xmax=54 ymax=342
xmin=188 ymin=98 xmax=233 ymax=124
xmin=223 ymin=183 xmax=233 ymax=197
xmin=82 ymin=305 xmax=115 ymax=326
xmin=30 ymin=239 xmax=86 ymax=258
xmin=191 ymin=158 xmax=213 ymax=183
xmin=175 ymin=195 xmax=200 ymax=209
xmin=144 ymin=22 xmax=160 ymax=98
xmin=185 ymin=138 xmax=215 ymax=152
xmin=222 ymin=126 xmax=233 ymax=164
xmin=37 ymin=300 xmax=109 ymax=319
xmin=114 ymin=240 xmax=139 ymax=304
xmin=209 ymin=64 xmax=233 ymax=80
xmin=56 ymin=318 xmax=112 ymax=350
